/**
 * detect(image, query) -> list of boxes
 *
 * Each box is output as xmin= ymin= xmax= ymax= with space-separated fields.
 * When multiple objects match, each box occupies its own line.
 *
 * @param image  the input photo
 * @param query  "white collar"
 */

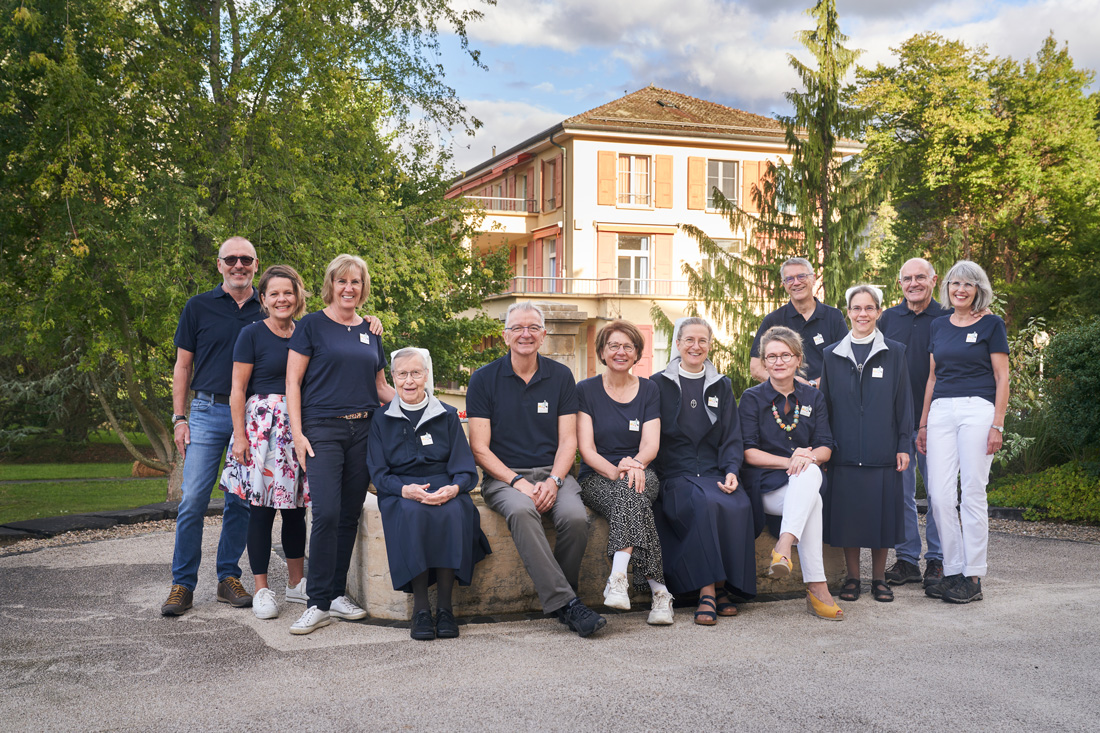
xmin=678 ymin=365 xmax=705 ymax=379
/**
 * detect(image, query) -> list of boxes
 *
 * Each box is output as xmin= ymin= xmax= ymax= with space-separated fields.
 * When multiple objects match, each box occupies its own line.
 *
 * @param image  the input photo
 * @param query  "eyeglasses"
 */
xmin=764 ymin=353 xmax=797 ymax=365
xmin=394 ymin=370 xmax=425 ymax=382
xmin=847 ymin=305 xmax=879 ymax=314
xmin=900 ymin=274 xmax=930 ymax=284
xmin=679 ymin=337 xmax=709 ymax=348
xmin=505 ymin=325 xmax=544 ymax=334
xmin=220 ymin=255 xmax=255 ymax=267
xmin=782 ymin=272 xmax=813 ymax=286
xmin=948 ymin=281 xmax=977 ymax=290
xmin=605 ymin=342 xmax=636 ymax=354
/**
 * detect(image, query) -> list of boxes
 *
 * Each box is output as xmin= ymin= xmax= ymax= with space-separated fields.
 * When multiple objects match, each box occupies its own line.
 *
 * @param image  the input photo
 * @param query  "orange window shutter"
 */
xmin=635 ymin=324 xmax=654 ymax=378
xmin=597 ymin=231 xmax=616 ymax=293
xmin=530 ymin=238 xmax=543 ymax=278
xmin=653 ymin=234 xmax=673 ymax=283
xmin=687 ymin=157 xmax=705 ymax=210
xmin=655 ymin=155 xmax=673 ymax=209
xmin=586 ymin=324 xmax=597 ymax=377
xmin=553 ymin=154 xmax=563 ymax=209
xmin=742 ymin=160 xmax=760 ymax=213
xmin=508 ymin=245 xmax=517 ymax=290
xmin=597 ymin=151 xmax=616 ymax=206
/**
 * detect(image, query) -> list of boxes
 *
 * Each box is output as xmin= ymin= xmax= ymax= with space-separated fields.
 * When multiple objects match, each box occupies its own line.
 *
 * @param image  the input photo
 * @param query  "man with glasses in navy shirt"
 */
xmin=467 ymin=302 xmax=606 ymax=637
xmin=749 ymin=257 xmax=847 ymax=386
xmin=162 ymin=237 xmax=263 ymax=616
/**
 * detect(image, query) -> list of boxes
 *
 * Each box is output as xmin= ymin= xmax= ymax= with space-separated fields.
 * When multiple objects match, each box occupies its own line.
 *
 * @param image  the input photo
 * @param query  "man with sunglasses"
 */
xmin=162 ymin=237 xmax=263 ymax=616
xmin=749 ymin=257 xmax=847 ymax=386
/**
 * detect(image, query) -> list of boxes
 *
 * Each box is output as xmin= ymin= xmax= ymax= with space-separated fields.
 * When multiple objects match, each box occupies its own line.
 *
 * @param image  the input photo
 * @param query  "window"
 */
xmin=544 ymin=237 xmax=557 ymax=291
xmin=618 ymin=155 xmax=650 ymax=206
xmin=517 ymin=174 xmax=528 ymax=212
xmin=707 ymin=160 xmax=738 ymax=209
xmin=702 ymin=238 xmax=745 ymax=275
xmin=494 ymin=183 xmax=504 ymax=211
xmin=543 ymin=159 xmax=557 ymax=211
xmin=617 ymin=234 xmax=650 ymax=294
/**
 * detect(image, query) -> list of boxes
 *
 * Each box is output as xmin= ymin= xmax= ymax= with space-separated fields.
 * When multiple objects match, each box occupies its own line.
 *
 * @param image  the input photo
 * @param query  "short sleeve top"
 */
xmin=750 ymin=300 xmax=848 ymax=381
xmin=232 ymin=320 xmax=293 ymax=397
xmin=288 ymin=311 xmax=387 ymax=419
xmin=576 ymin=376 xmax=660 ymax=479
xmin=929 ymin=314 xmax=1009 ymax=404
xmin=174 ymin=285 xmax=264 ymax=395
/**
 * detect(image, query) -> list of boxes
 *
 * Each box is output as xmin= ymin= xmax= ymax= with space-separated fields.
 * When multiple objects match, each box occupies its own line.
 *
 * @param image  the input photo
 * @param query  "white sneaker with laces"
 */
xmin=252 ymin=587 xmax=279 ymax=620
xmin=603 ymin=572 xmax=631 ymax=611
xmin=285 ymin=578 xmax=308 ymax=605
xmin=329 ymin=595 xmax=368 ymax=620
xmin=289 ymin=606 xmax=330 ymax=635
xmin=647 ymin=589 xmax=675 ymax=625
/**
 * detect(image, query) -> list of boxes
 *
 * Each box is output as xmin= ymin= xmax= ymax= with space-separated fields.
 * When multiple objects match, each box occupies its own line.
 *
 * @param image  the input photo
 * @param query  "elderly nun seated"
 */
xmin=366 ymin=347 xmax=491 ymax=641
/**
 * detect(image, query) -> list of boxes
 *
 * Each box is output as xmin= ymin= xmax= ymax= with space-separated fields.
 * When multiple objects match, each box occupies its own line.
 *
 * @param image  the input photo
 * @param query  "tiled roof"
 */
xmin=564 ymin=85 xmax=787 ymax=138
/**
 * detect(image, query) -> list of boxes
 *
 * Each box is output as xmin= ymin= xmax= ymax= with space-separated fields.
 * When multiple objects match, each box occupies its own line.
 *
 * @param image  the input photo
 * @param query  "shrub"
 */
xmin=1045 ymin=318 xmax=1100 ymax=460
xmin=988 ymin=461 xmax=1100 ymax=524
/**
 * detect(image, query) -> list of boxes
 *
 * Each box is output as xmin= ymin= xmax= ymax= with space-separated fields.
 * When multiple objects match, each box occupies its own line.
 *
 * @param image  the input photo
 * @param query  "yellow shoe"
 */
xmin=768 ymin=550 xmax=792 ymax=578
xmin=806 ymin=591 xmax=843 ymax=621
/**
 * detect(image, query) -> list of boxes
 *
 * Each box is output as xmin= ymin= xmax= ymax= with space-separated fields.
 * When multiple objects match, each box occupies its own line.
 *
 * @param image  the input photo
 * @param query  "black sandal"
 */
xmin=715 ymin=587 xmax=739 ymax=617
xmin=694 ymin=594 xmax=718 ymax=626
xmin=871 ymin=580 xmax=894 ymax=603
xmin=839 ymin=577 xmax=861 ymax=602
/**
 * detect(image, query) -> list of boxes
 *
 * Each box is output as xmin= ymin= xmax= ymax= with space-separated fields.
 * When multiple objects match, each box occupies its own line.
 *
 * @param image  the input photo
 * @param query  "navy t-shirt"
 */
xmin=929 ymin=315 xmax=1009 ymax=404
xmin=466 ymin=353 xmax=578 ymax=470
xmin=232 ymin=320 xmax=293 ymax=397
xmin=576 ymin=376 xmax=660 ymax=479
xmin=750 ymin=299 xmax=848 ymax=381
xmin=879 ymin=298 xmax=952 ymax=425
xmin=288 ymin=311 xmax=387 ymax=420
xmin=174 ymin=285 xmax=264 ymax=395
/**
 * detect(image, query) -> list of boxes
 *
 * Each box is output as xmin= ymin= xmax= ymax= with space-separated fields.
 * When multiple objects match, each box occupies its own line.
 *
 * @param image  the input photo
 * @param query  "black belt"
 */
xmin=195 ymin=391 xmax=230 ymax=405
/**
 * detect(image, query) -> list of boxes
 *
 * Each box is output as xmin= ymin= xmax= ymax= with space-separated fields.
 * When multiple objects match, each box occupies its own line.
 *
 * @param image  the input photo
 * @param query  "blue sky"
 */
xmin=432 ymin=0 xmax=1100 ymax=172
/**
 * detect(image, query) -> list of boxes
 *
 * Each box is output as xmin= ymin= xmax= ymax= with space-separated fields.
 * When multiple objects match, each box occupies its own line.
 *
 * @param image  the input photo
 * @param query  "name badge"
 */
xmin=872 ymin=366 xmax=884 ymax=379
xmin=800 ymin=405 xmax=813 ymax=417
xmin=420 ymin=433 xmax=433 ymax=446
xmin=813 ymin=333 xmax=824 ymax=346
xmin=537 ymin=401 xmax=549 ymax=414
xmin=707 ymin=396 xmax=719 ymax=408
xmin=360 ymin=333 xmax=370 ymax=345
xmin=629 ymin=419 xmax=640 ymax=432
xmin=966 ymin=332 xmax=978 ymax=343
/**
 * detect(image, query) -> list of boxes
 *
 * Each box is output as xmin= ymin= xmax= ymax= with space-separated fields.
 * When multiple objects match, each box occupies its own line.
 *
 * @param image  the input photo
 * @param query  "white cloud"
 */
xmin=451 ymin=99 xmax=567 ymax=172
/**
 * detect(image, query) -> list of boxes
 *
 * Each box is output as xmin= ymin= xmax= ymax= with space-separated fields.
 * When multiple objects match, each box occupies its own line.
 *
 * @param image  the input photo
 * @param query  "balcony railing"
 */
xmin=499 ymin=276 xmax=691 ymax=297
xmin=464 ymin=195 xmax=539 ymax=214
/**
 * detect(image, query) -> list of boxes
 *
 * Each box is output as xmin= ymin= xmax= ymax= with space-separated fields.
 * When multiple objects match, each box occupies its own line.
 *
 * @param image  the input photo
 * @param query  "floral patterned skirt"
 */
xmin=219 ymin=393 xmax=309 ymax=509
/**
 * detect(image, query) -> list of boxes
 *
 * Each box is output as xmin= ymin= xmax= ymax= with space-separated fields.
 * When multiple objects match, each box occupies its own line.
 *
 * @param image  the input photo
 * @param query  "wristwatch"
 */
xmin=549 ymin=475 xmax=564 ymax=489
xmin=991 ymin=425 xmax=1004 ymax=433
xmin=509 ymin=474 xmax=524 ymax=487
xmin=172 ymin=414 xmax=188 ymax=425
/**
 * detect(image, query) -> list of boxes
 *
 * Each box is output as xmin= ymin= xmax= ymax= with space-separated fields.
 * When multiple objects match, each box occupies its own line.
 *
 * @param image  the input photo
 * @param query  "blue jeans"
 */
xmin=171 ymin=396 xmax=251 ymax=590
xmin=896 ymin=433 xmax=942 ymax=564
xmin=302 ymin=416 xmax=372 ymax=611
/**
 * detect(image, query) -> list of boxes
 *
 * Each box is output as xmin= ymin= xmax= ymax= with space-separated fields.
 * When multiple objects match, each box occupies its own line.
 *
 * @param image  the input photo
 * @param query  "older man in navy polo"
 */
xmin=467 ymin=302 xmax=606 ymax=638
xmin=879 ymin=257 xmax=950 ymax=589
xmin=162 ymin=237 xmax=263 ymax=616
xmin=749 ymin=257 xmax=847 ymax=386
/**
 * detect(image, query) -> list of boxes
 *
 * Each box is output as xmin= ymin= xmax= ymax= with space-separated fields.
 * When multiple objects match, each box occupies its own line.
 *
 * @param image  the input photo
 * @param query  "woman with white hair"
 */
xmin=819 ymin=284 xmax=913 ymax=604
xmin=917 ymin=260 xmax=1009 ymax=604
xmin=367 ymin=347 xmax=491 ymax=640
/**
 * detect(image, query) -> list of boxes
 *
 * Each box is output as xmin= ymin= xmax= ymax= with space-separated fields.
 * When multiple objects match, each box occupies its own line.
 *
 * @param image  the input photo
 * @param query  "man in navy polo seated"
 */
xmin=748 ymin=257 xmax=847 ymax=387
xmin=467 ymin=302 xmax=606 ymax=637
xmin=162 ymin=236 xmax=263 ymax=616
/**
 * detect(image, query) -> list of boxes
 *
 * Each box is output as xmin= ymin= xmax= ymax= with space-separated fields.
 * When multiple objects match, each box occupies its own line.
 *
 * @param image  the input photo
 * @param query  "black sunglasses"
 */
xmin=220 ymin=255 xmax=255 ymax=267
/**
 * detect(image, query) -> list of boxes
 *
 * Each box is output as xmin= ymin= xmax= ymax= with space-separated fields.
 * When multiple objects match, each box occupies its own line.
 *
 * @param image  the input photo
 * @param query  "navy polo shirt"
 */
xmin=879 ymin=298 xmax=952 ymax=426
xmin=576 ymin=376 xmax=660 ymax=479
xmin=739 ymin=380 xmax=834 ymax=493
xmin=174 ymin=285 xmax=264 ymax=395
xmin=929 ymin=315 xmax=1009 ymax=404
xmin=232 ymin=320 xmax=294 ymax=397
xmin=466 ymin=353 xmax=578 ymax=470
xmin=750 ymin=299 xmax=847 ymax=381
xmin=288 ymin=311 xmax=387 ymax=420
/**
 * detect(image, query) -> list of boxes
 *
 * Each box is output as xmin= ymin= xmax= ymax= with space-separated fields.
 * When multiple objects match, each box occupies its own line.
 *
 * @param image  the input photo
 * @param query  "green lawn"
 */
xmin=0 ymin=480 xmax=221 ymax=525
xmin=0 ymin=463 xmax=138 ymax=481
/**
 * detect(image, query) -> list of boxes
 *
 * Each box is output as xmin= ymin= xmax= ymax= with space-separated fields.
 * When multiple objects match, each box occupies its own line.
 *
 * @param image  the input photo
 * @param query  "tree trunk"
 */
xmin=167 ymin=458 xmax=184 ymax=502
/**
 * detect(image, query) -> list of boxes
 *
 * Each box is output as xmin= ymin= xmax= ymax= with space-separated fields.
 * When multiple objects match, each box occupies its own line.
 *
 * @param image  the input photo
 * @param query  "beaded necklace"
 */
xmin=771 ymin=396 xmax=799 ymax=432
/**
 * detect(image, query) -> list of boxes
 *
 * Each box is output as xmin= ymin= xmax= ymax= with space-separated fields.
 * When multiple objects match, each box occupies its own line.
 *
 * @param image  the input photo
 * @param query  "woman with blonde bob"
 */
xmin=286 ymin=254 xmax=393 ymax=635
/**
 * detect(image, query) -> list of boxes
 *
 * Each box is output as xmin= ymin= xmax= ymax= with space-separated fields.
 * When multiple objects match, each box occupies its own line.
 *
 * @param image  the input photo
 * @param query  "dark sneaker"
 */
xmin=436 ymin=608 xmax=460 ymax=639
xmin=942 ymin=576 xmax=983 ymax=604
xmin=161 ymin=584 xmax=193 ymax=616
xmin=925 ymin=573 xmax=964 ymax=599
xmin=885 ymin=559 xmax=922 ymax=586
xmin=560 ymin=600 xmax=606 ymax=638
xmin=923 ymin=559 xmax=944 ymax=589
xmin=216 ymin=577 xmax=253 ymax=607
xmin=410 ymin=609 xmax=436 ymax=641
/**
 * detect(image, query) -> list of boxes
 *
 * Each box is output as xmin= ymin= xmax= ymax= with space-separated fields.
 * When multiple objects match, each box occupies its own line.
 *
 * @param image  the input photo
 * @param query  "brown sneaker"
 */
xmin=162 ymin=584 xmax=194 ymax=616
xmin=216 ymin=577 xmax=253 ymax=607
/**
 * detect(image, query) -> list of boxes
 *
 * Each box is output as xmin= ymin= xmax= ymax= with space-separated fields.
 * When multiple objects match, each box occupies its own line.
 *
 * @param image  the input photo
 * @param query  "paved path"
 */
xmin=0 ymin=527 xmax=1097 ymax=731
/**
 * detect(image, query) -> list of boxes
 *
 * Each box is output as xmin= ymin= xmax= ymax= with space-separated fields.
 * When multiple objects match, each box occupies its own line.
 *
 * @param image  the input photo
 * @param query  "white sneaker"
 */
xmin=603 ymin=572 xmax=631 ymax=611
xmin=285 ymin=578 xmax=308 ymax=605
xmin=289 ymin=606 xmax=330 ymax=635
xmin=647 ymin=589 xmax=675 ymax=625
xmin=329 ymin=595 xmax=368 ymax=620
xmin=252 ymin=587 xmax=279 ymax=620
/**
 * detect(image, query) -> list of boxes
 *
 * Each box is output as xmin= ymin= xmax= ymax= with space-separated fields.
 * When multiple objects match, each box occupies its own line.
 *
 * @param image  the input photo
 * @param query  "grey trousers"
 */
xmin=482 ymin=466 xmax=589 ymax=614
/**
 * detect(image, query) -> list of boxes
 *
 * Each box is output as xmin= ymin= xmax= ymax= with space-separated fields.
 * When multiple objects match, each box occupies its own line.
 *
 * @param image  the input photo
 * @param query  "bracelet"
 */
xmin=173 ymin=421 xmax=187 ymax=429
xmin=918 ymin=425 xmax=927 ymax=431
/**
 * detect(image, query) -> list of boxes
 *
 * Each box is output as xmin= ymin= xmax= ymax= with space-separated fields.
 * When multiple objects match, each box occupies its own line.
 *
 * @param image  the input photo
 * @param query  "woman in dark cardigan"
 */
xmin=820 ymin=284 xmax=912 ymax=604
xmin=651 ymin=317 xmax=756 ymax=626
xmin=366 ymin=347 xmax=490 ymax=641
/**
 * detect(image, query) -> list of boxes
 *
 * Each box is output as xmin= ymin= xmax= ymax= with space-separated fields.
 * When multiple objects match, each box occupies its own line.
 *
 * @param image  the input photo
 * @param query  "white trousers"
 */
xmin=926 ymin=396 xmax=995 ymax=578
xmin=762 ymin=464 xmax=825 ymax=583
